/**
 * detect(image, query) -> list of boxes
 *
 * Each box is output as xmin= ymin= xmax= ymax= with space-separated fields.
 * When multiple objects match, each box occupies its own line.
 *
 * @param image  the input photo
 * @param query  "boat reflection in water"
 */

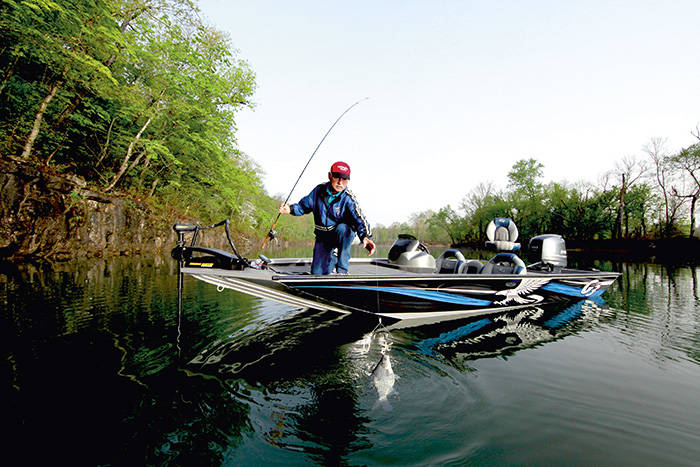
xmin=407 ymin=297 xmax=606 ymax=362
xmin=182 ymin=296 xmax=610 ymax=463
xmin=187 ymin=308 xmax=374 ymax=380
xmin=186 ymin=295 xmax=608 ymax=382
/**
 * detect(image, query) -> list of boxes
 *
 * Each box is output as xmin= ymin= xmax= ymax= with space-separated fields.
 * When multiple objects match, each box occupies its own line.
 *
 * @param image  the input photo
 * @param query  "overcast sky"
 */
xmin=199 ymin=0 xmax=700 ymax=226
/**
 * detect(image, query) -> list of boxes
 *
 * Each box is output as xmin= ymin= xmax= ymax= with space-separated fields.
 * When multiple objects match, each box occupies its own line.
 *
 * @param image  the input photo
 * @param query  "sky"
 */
xmin=198 ymin=0 xmax=700 ymax=226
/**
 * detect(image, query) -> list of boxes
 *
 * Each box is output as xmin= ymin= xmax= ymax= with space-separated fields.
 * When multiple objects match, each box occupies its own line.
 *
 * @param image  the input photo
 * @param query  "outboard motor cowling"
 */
xmin=388 ymin=235 xmax=436 ymax=273
xmin=528 ymin=234 xmax=567 ymax=271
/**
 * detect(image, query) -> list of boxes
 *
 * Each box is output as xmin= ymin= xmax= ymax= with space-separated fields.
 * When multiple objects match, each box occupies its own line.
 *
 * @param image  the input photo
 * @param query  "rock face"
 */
xmin=0 ymin=158 xmax=233 ymax=260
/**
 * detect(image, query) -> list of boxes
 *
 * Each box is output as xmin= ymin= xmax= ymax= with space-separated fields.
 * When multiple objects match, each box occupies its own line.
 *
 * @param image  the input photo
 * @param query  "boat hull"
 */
xmin=181 ymin=263 xmax=619 ymax=326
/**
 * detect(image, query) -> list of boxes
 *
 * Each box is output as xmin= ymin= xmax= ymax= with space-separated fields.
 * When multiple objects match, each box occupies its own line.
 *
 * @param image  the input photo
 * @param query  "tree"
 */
xmin=0 ymin=0 xmax=122 ymax=159
xmin=508 ymin=158 xmax=544 ymax=197
xmin=427 ymin=206 xmax=463 ymax=245
xmin=645 ymin=138 xmax=684 ymax=237
xmin=543 ymin=182 xmax=616 ymax=240
xmin=507 ymin=158 xmax=545 ymax=239
xmin=668 ymin=130 xmax=700 ymax=237
xmin=611 ymin=155 xmax=648 ymax=239
xmin=624 ymin=184 xmax=655 ymax=238
xmin=0 ymin=0 xmax=264 ymax=229
xmin=408 ymin=210 xmax=433 ymax=241
xmin=460 ymin=182 xmax=510 ymax=242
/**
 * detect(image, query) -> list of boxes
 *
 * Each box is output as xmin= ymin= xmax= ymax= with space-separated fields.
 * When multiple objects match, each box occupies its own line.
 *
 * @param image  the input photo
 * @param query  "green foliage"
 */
xmin=0 ymin=0 xmax=270 ymax=233
xmin=668 ymin=141 xmax=700 ymax=237
xmin=543 ymin=183 xmax=617 ymax=240
xmin=371 ymin=222 xmax=411 ymax=244
xmin=508 ymin=158 xmax=544 ymax=197
xmin=622 ymin=184 xmax=655 ymax=238
xmin=427 ymin=206 xmax=467 ymax=244
xmin=379 ymin=154 xmax=693 ymax=247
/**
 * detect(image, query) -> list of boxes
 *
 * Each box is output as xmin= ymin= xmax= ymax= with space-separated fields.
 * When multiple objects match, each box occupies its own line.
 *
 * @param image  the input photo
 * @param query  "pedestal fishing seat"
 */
xmin=481 ymin=218 xmax=526 ymax=275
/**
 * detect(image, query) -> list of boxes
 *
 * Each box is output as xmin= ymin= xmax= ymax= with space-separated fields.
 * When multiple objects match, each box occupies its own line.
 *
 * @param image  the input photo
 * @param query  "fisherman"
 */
xmin=278 ymin=161 xmax=376 ymax=274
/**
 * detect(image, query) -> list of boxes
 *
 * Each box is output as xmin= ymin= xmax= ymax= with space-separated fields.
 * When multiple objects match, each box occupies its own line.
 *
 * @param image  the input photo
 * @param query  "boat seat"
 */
xmin=485 ymin=218 xmax=521 ymax=252
xmin=436 ymin=249 xmax=465 ymax=274
xmin=458 ymin=259 xmax=484 ymax=274
xmin=481 ymin=253 xmax=527 ymax=275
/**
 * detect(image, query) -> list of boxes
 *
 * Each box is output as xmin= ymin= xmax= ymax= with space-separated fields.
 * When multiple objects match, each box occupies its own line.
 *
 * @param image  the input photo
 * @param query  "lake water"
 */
xmin=2 ymin=249 xmax=700 ymax=465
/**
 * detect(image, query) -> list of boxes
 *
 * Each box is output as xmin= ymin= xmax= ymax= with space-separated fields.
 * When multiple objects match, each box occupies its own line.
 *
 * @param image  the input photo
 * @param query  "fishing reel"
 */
xmin=266 ymin=229 xmax=279 ymax=246
xmin=250 ymin=253 xmax=278 ymax=271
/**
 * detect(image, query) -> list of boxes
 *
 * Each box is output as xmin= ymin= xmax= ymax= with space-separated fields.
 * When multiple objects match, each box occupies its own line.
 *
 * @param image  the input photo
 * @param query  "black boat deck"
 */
xmin=265 ymin=257 xmax=597 ymax=278
xmin=268 ymin=258 xmax=418 ymax=276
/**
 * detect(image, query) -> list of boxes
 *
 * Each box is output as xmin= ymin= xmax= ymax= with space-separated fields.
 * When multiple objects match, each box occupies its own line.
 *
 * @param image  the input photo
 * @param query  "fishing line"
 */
xmin=260 ymin=97 xmax=370 ymax=250
xmin=369 ymin=316 xmax=390 ymax=336
xmin=369 ymin=307 xmax=391 ymax=354
xmin=375 ymin=259 xmax=381 ymax=319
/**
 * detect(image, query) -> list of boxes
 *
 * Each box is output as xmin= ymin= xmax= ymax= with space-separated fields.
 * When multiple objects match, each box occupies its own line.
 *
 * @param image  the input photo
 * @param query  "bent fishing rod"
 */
xmin=260 ymin=98 xmax=368 ymax=250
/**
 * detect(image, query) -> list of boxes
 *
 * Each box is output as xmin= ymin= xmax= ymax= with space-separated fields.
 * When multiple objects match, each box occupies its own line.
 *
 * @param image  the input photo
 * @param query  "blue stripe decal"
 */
xmin=541 ymin=282 xmax=604 ymax=298
xmin=416 ymin=318 xmax=492 ymax=356
xmin=544 ymin=295 xmax=606 ymax=329
xmin=543 ymin=301 xmax=585 ymax=328
xmin=296 ymin=285 xmax=492 ymax=306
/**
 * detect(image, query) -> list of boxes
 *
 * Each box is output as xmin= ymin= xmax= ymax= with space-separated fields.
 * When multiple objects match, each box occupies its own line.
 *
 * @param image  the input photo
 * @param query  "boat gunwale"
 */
xmin=180 ymin=264 xmax=621 ymax=283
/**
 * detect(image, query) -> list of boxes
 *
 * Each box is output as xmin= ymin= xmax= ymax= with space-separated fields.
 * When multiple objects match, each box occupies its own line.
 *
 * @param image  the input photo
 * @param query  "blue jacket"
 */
xmin=290 ymin=183 xmax=372 ymax=240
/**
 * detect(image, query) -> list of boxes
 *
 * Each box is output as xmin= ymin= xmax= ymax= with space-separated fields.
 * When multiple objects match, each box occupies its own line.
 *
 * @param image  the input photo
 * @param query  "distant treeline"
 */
xmin=373 ymin=150 xmax=699 ymax=245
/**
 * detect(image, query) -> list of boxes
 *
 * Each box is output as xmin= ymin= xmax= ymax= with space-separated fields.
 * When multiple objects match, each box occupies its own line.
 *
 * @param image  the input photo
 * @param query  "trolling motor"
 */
xmin=171 ymin=219 xmax=250 ymax=270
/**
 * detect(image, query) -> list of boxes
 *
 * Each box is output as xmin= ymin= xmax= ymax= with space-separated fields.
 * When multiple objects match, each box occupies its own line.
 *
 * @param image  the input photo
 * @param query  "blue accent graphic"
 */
xmin=543 ymin=295 xmax=606 ymax=329
xmin=543 ymin=301 xmax=585 ymax=329
xmin=296 ymin=286 xmax=493 ymax=306
xmin=416 ymin=318 xmax=492 ymax=356
xmin=541 ymin=282 xmax=604 ymax=298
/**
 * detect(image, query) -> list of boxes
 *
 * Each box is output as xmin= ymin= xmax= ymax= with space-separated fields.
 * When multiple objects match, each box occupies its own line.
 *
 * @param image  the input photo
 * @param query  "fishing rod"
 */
xmin=260 ymin=97 xmax=368 ymax=250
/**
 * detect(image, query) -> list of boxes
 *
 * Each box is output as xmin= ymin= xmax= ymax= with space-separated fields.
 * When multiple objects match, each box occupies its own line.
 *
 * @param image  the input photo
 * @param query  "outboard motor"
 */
xmin=388 ymin=234 xmax=436 ymax=273
xmin=528 ymin=234 xmax=567 ymax=272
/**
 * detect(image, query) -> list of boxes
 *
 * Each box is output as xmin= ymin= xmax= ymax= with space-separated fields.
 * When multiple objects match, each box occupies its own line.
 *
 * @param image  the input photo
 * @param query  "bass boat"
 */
xmin=172 ymin=218 xmax=620 ymax=327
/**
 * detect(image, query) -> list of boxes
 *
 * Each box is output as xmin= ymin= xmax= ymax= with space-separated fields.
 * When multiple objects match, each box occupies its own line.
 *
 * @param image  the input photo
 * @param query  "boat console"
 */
xmin=387 ymin=234 xmax=436 ymax=273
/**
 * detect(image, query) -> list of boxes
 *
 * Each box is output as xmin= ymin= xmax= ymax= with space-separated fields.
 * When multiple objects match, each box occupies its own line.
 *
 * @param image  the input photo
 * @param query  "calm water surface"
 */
xmin=2 ymin=248 xmax=700 ymax=466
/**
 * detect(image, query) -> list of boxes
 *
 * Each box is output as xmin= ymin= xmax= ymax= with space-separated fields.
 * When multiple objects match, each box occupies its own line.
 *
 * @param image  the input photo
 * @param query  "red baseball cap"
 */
xmin=330 ymin=161 xmax=351 ymax=179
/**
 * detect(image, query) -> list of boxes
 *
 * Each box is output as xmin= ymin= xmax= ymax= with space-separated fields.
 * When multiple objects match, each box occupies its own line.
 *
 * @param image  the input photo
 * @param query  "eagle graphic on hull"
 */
xmin=494 ymin=278 xmax=551 ymax=305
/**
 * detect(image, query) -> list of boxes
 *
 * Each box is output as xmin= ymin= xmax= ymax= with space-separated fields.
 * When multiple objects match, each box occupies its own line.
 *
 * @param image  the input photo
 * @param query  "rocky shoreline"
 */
xmin=0 ymin=158 xmax=246 ymax=261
